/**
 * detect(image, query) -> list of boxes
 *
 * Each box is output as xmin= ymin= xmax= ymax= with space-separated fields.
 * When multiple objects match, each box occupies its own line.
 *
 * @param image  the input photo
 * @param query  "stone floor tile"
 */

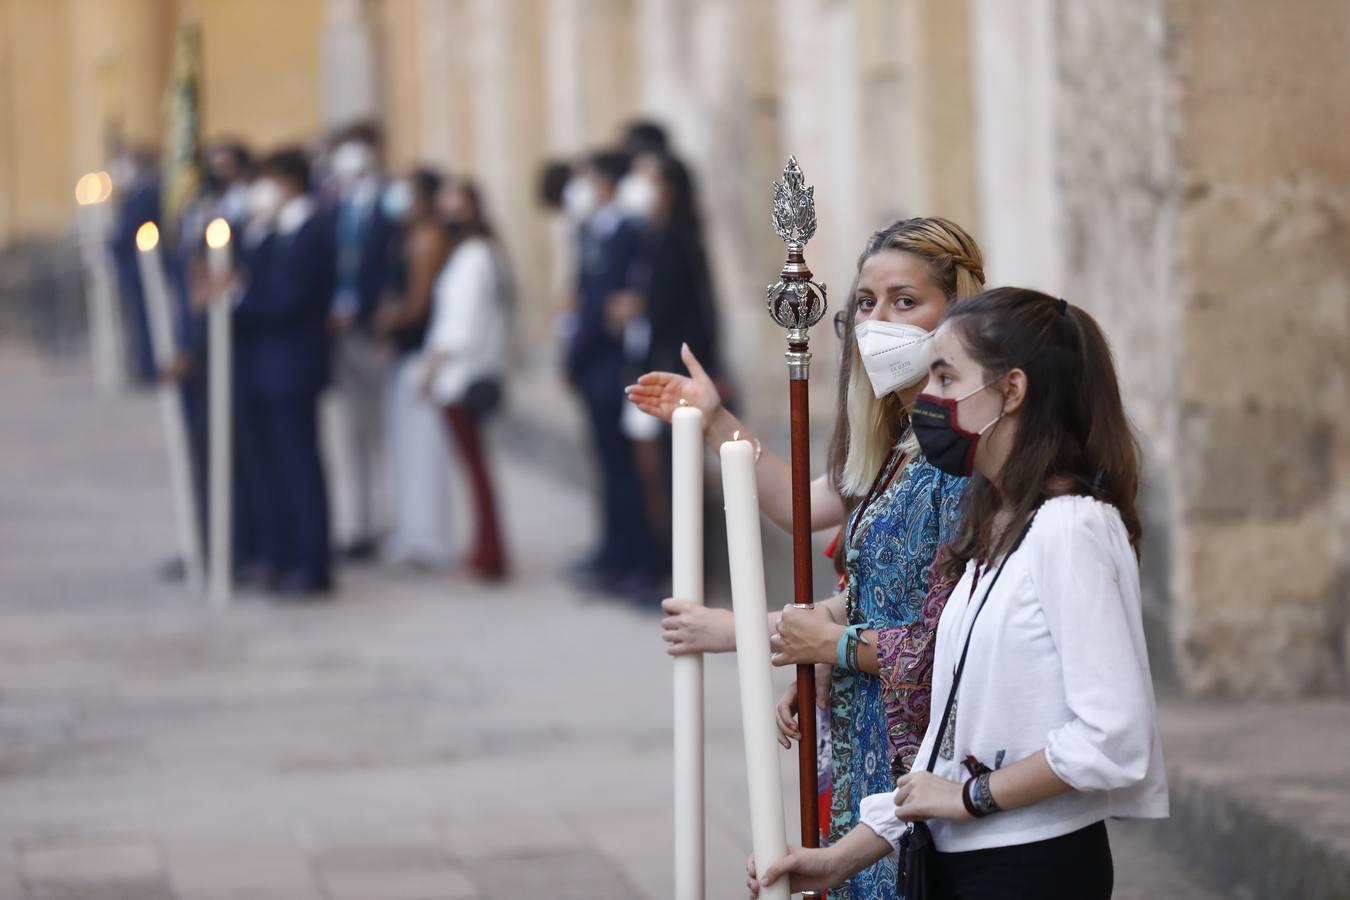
xmin=314 ymin=846 xmax=478 ymax=900
xmin=18 ymin=836 xmax=162 ymax=884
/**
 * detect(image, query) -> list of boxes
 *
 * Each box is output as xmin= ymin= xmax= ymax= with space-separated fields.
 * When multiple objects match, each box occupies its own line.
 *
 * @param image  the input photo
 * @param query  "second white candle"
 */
xmin=720 ymin=438 xmax=789 ymax=900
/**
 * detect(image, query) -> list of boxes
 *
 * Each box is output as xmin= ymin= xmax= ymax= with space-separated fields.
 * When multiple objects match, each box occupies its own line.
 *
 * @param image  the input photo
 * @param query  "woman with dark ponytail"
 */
xmin=751 ymin=288 xmax=1168 ymax=900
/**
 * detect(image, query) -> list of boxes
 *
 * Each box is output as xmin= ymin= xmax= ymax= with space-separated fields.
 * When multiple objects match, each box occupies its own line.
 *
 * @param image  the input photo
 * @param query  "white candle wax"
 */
xmin=720 ymin=439 xmax=789 ymax=900
xmin=207 ymin=242 xmax=231 ymax=279
xmin=75 ymin=182 xmax=126 ymax=393
xmin=136 ymin=224 xmax=204 ymax=592
xmin=672 ymin=406 xmax=705 ymax=900
xmin=204 ymin=218 xmax=233 ymax=609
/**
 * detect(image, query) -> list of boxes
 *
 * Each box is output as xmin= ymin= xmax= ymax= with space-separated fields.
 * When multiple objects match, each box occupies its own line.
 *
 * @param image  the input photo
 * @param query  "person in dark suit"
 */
xmin=108 ymin=146 xmax=162 ymax=385
xmin=565 ymin=151 xmax=660 ymax=598
xmin=233 ymin=148 xmax=337 ymax=596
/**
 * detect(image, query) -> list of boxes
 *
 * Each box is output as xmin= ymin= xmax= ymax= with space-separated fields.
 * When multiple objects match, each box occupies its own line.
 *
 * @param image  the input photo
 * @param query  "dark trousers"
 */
xmin=116 ymin=270 xmax=157 ymax=384
xmin=931 ymin=821 xmax=1113 ymax=900
xmin=576 ymin=361 xmax=657 ymax=575
xmin=443 ymin=404 xmax=506 ymax=577
xmin=236 ymin=385 xmax=331 ymax=583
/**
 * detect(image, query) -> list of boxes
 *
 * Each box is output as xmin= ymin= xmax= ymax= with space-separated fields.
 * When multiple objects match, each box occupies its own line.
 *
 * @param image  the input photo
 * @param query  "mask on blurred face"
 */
xmin=616 ymin=173 xmax=659 ymax=221
xmin=247 ymin=178 xmax=283 ymax=222
xmin=562 ymin=177 xmax=596 ymax=223
xmin=381 ymin=180 xmax=413 ymax=222
xmin=331 ymin=141 xmax=373 ymax=186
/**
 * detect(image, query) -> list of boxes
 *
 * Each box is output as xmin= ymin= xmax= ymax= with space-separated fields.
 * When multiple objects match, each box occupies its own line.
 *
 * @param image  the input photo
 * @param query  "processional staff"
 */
xmin=766 ymin=157 xmax=827 ymax=888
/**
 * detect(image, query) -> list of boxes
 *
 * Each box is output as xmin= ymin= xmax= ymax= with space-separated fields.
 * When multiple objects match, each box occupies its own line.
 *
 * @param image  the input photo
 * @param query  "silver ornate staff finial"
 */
xmin=766 ymin=157 xmax=828 ymax=376
xmin=771 ymin=156 xmax=818 ymax=245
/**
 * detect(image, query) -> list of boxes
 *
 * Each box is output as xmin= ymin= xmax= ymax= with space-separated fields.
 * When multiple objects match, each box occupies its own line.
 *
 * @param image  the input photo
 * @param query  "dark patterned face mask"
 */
xmin=910 ymin=382 xmax=1002 ymax=477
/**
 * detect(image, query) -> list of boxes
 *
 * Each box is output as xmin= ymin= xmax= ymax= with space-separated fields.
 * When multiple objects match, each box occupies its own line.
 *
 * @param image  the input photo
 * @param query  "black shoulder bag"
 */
xmin=898 ymin=514 xmax=1037 ymax=899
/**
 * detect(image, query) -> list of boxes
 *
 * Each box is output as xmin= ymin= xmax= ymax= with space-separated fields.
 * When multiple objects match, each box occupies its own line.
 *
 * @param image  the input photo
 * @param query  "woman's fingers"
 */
xmin=759 ymin=852 xmax=795 ymax=887
xmin=680 ymin=342 xmax=711 ymax=382
xmin=661 ymin=597 xmax=689 ymax=615
xmin=775 ymin=708 xmax=799 ymax=747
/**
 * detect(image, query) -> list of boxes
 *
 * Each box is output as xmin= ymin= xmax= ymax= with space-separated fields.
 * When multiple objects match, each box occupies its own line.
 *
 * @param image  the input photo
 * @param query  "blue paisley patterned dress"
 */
xmin=829 ymin=450 xmax=965 ymax=900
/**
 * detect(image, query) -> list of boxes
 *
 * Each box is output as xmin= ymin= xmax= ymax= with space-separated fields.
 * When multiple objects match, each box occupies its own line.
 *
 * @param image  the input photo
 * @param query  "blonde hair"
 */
xmin=828 ymin=217 xmax=986 ymax=498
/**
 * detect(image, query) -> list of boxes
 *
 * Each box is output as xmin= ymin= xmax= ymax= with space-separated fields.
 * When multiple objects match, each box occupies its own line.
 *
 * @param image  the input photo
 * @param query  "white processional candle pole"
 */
xmin=75 ymin=171 xmax=127 ymax=393
xmin=136 ymin=222 xmax=205 ymax=593
xmin=672 ymin=404 xmax=705 ymax=900
xmin=720 ymin=437 xmax=789 ymax=900
xmin=205 ymin=217 xmax=233 ymax=609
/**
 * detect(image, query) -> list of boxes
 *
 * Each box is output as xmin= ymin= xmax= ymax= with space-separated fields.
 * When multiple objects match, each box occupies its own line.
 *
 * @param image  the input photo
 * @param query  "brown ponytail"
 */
xmin=938 ymin=288 xmax=1142 ymax=580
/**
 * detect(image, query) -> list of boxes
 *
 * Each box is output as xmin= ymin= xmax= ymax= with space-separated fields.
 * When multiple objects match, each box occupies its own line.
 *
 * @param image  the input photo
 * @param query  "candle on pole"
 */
xmin=671 ymin=404 xmax=705 ymax=900
xmin=136 ymin=222 xmax=204 ymax=592
xmin=721 ymin=436 xmax=789 ymax=900
xmin=75 ymin=171 xmax=127 ymax=393
xmin=764 ymin=157 xmax=828 ymax=883
xmin=204 ymin=217 xmax=233 ymax=609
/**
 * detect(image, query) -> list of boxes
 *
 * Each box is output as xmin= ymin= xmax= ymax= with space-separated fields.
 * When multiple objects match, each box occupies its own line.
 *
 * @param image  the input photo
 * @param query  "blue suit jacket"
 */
xmin=566 ymin=215 xmax=645 ymax=380
xmin=333 ymin=192 xmax=399 ymax=329
xmin=235 ymin=213 xmax=337 ymax=396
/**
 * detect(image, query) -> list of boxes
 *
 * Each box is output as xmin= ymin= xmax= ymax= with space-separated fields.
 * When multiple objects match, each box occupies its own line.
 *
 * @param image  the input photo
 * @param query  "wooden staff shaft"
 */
xmin=789 ymin=377 xmax=819 ymax=850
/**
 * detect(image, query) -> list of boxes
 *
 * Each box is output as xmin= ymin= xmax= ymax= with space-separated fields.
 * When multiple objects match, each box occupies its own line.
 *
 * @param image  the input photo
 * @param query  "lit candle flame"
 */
xmin=75 ymin=171 xmax=113 ymax=206
xmin=135 ymin=222 xmax=160 ymax=252
xmin=205 ymin=217 xmax=232 ymax=249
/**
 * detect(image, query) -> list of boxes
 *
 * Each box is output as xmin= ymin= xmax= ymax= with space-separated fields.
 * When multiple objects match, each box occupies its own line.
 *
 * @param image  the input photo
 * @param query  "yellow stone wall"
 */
xmin=0 ymin=0 xmax=324 ymax=245
xmin=197 ymin=0 xmax=324 ymax=147
xmin=2 ymin=0 xmax=75 ymax=241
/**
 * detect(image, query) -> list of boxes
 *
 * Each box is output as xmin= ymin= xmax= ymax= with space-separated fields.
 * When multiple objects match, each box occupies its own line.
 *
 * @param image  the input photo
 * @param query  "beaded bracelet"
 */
xmin=962 ymin=773 xmax=1002 ymax=818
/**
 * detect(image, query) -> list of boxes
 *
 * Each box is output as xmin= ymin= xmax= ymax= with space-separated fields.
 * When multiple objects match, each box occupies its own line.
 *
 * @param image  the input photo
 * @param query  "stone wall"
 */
xmin=1052 ymin=0 xmax=1182 ymax=681
xmin=1168 ymin=0 xmax=1350 ymax=696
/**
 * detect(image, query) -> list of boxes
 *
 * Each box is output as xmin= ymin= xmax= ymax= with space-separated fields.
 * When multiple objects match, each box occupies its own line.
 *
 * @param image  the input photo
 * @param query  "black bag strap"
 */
xmin=923 ymin=512 xmax=1038 ymax=774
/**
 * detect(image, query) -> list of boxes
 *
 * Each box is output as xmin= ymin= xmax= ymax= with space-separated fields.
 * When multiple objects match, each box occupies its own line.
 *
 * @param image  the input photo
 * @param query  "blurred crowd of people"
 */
xmin=540 ymin=121 xmax=725 ymax=606
xmin=103 ymin=118 xmax=722 ymax=603
xmin=108 ymin=122 xmax=514 ymax=597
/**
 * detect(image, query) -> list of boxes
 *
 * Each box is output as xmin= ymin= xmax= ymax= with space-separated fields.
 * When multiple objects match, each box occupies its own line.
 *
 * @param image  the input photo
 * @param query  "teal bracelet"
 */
xmin=835 ymin=624 xmax=873 ymax=671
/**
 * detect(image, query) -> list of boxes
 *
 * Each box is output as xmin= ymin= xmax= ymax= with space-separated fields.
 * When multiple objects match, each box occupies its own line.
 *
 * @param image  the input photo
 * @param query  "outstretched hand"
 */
xmin=625 ymin=343 xmax=721 ymax=427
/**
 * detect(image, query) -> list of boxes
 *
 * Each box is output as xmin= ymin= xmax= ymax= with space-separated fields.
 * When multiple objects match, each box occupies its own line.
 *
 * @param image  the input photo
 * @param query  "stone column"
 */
xmin=468 ymin=0 xmax=548 ymax=342
xmin=969 ymin=0 xmax=1063 ymax=292
xmin=321 ymin=0 xmax=378 ymax=128
xmin=413 ymin=0 xmax=473 ymax=168
xmin=1165 ymin=0 xmax=1350 ymax=696
xmin=977 ymin=0 xmax=1350 ymax=697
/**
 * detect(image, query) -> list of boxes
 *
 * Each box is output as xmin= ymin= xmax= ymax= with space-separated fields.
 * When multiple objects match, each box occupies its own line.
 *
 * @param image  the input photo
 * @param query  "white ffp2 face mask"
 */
xmin=616 ymin=173 xmax=658 ymax=220
xmin=853 ymin=319 xmax=934 ymax=397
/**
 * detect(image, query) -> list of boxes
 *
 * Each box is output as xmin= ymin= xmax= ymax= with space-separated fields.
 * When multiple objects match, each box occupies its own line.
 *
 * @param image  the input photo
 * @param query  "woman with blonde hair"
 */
xmin=628 ymin=217 xmax=985 ymax=899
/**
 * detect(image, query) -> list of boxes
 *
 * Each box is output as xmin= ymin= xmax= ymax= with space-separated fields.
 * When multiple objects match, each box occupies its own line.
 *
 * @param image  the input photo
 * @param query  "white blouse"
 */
xmin=424 ymin=237 xmax=505 ymax=405
xmin=860 ymin=495 xmax=1168 ymax=854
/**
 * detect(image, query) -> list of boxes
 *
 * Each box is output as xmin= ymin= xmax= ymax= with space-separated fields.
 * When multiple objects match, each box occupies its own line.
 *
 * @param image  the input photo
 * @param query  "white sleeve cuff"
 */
xmin=858 ymin=790 xmax=905 ymax=857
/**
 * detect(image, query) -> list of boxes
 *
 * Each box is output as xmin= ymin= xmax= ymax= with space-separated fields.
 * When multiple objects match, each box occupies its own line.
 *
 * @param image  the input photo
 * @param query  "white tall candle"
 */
xmin=204 ymin=218 xmax=233 ymax=609
xmin=136 ymin=223 xmax=204 ymax=593
xmin=672 ymin=406 xmax=705 ymax=900
xmin=720 ymin=439 xmax=789 ymax=900
xmin=75 ymin=172 xmax=127 ymax=393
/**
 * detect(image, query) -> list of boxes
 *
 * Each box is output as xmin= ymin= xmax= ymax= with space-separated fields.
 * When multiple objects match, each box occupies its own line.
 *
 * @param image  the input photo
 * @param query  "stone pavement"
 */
xmin=0 ymin=346 xmax=1278 ymax=899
